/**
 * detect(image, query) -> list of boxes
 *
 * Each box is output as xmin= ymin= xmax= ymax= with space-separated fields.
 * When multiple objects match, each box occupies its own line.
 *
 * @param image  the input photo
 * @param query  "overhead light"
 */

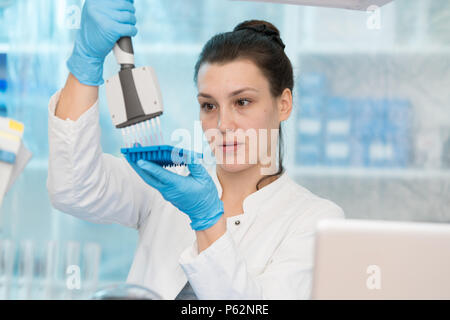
xmin=229 ymin=0 xmax=394 ymax=11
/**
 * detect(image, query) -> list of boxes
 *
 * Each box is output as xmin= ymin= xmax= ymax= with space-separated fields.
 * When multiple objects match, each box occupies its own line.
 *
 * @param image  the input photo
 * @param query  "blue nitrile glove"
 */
xmin=128 ymin=158 xmax=224 ymax=231
xmin=67 ymin=0 xmax=137 ymax=86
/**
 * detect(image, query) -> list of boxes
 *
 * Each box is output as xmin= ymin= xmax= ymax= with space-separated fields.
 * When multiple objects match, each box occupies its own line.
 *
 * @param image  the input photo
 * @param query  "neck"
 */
xmin=216 ymin=165 xmax=281 ymax=217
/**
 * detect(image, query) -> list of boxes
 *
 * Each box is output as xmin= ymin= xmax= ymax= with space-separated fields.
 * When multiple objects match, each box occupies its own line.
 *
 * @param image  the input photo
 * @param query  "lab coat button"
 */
xmin=235 ymin=220 xmax=241 ymax=225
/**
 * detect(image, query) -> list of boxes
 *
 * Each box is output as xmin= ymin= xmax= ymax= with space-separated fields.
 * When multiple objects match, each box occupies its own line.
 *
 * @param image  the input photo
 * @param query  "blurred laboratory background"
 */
xmin=0 ymin=0 xmax=449 ymax=299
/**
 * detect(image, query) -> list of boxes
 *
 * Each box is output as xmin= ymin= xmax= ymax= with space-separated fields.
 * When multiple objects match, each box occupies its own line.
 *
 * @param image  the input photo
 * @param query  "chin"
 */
xmin=217 ymin=162 xmax=255 ymax=174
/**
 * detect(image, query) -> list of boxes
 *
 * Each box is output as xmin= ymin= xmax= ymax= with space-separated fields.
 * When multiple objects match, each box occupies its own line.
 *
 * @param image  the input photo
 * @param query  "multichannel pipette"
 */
xmin=105 ymin=37 xmax=164 ymax=149
xmin=105 ymin=37 xmax=200 ymax=166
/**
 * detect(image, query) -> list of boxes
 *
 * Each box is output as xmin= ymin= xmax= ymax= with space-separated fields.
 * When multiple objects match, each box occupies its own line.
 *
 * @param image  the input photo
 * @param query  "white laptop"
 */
xmin=311 ymin=218 xmax=450 ymax=299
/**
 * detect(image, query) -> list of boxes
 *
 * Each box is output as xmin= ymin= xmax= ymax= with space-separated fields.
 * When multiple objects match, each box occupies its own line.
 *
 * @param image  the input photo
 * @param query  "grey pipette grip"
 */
xmin=113 ymin=37 xmax=135 ymax=69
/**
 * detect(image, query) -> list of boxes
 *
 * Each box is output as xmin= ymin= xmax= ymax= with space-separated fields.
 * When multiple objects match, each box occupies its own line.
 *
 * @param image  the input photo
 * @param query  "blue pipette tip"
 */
xmin=121 ymin=144 xmax=203 ymax=167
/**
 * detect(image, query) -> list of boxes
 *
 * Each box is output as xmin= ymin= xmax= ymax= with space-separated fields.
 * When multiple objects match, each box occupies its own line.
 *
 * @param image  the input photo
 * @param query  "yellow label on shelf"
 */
xmin=8 ymin=120 xmax=24 ymax=133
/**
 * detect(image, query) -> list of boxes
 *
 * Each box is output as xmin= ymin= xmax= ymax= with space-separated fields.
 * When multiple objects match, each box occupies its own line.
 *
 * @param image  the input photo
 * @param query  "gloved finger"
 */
xmin=187 ymin=162 xmax=209 ymax=180
xmin=127 ymin=160 xmax=165 ymax=190
xmin=105 ymin=0 xmax=136 ymax=13
xmin=110 ymin=22 xmax=138 ymax=37
xmin=107 ymin=10 xmax=137 ymax=25
xmin=136 ymin=160 xmax=184 ymax=185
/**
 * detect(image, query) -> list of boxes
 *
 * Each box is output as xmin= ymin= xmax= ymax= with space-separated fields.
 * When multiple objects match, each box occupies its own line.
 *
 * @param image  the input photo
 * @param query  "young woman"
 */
xmin=47 ymin=0 xmax=344 ymax=300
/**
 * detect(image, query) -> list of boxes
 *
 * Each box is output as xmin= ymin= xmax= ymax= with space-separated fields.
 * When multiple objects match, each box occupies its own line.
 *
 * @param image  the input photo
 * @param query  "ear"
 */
xmin=277 ymin=88 xmax=293 ymax=122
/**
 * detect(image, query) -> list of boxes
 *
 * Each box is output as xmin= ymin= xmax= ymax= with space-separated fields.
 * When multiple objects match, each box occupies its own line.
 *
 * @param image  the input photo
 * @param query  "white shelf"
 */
xmin=236 ymin=0 xmax=394 ymax=11
xmin=292 ymin=166 xmax=450 ymax=179
xmin=26 ymin=160 xmax=450 ymax=180
xmin=1 ymin=41 xmax=450 ymax=56
xmin=0 ymin=43 xmax=203 ymax=55
xmin=0 ymin=43 xmax=8 ymax=52
xmin=297 ymin=45 xmax=450 ymax=55
xmin=296 ymin=45 xmax=450 ymax=55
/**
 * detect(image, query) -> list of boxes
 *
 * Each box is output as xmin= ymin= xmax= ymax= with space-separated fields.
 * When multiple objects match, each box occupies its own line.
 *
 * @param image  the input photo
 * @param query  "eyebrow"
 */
xmin=197 ymin=87 xmax=259 ymax=99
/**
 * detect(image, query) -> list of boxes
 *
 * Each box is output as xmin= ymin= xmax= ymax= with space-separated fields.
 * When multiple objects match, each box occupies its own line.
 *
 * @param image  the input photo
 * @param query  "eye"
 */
xmin=200 ymin=103 xmax=216 ymax=112
xmin=236 ymin=98 xmax=251 ymax=107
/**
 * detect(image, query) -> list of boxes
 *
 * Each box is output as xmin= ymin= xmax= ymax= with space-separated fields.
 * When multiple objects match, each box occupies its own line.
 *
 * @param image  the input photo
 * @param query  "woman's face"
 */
xmin=196 ymin=59 xmax=292 ymax=174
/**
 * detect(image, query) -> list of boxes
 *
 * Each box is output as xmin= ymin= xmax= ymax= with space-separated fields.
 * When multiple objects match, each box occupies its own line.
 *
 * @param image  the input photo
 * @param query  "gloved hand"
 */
xmin=67 ymin=0 xmax=137 ymax=86
xmin=128 ymin=158 xmax=224 ymax=231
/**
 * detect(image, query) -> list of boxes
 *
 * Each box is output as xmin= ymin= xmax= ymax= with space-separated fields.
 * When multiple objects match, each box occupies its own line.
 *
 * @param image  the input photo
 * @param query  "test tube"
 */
xmin=0 ymin=239 xmax=15 ymax=300
xmin=82 ymin=242 xmax=101 ymax=298
xmin=42 ymin=240 xmax=59 ymax=300
xmin=17 ymin=240 xmax=34 ymax=300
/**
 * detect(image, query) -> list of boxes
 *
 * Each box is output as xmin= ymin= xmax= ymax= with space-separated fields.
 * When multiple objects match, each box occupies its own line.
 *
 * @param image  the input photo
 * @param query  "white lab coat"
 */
xmin=47 ymin=89 xmax=345 ymax=300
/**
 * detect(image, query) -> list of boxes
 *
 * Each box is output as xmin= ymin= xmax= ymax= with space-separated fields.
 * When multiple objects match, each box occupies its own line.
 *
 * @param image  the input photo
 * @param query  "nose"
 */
xmin=217 ymin=106 xmax=236 ymax=134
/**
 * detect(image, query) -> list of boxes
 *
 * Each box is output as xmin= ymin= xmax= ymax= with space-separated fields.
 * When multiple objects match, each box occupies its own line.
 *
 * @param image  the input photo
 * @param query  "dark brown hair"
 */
xmin=194 ymin=20 xmax=294 ymax=190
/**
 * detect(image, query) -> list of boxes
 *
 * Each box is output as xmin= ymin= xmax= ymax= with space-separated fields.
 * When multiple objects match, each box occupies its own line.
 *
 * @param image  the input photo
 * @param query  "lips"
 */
xmin=222 ymin=142 xmax=239 ymax=146
xmin=216 ymin=141 xmax=243 ymax=153
xmin=220 ymin=141 xmax=245 ymax=150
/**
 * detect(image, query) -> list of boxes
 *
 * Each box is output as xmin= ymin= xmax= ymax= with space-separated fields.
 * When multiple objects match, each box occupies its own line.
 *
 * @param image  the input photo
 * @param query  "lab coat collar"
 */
xmin=207 ymin=165 xmax=288 ymax=214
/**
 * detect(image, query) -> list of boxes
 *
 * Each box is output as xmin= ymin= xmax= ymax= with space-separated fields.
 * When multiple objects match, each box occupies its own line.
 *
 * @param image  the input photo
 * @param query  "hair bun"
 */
xmin=234 ymin=21 xmax=286 ymax=50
